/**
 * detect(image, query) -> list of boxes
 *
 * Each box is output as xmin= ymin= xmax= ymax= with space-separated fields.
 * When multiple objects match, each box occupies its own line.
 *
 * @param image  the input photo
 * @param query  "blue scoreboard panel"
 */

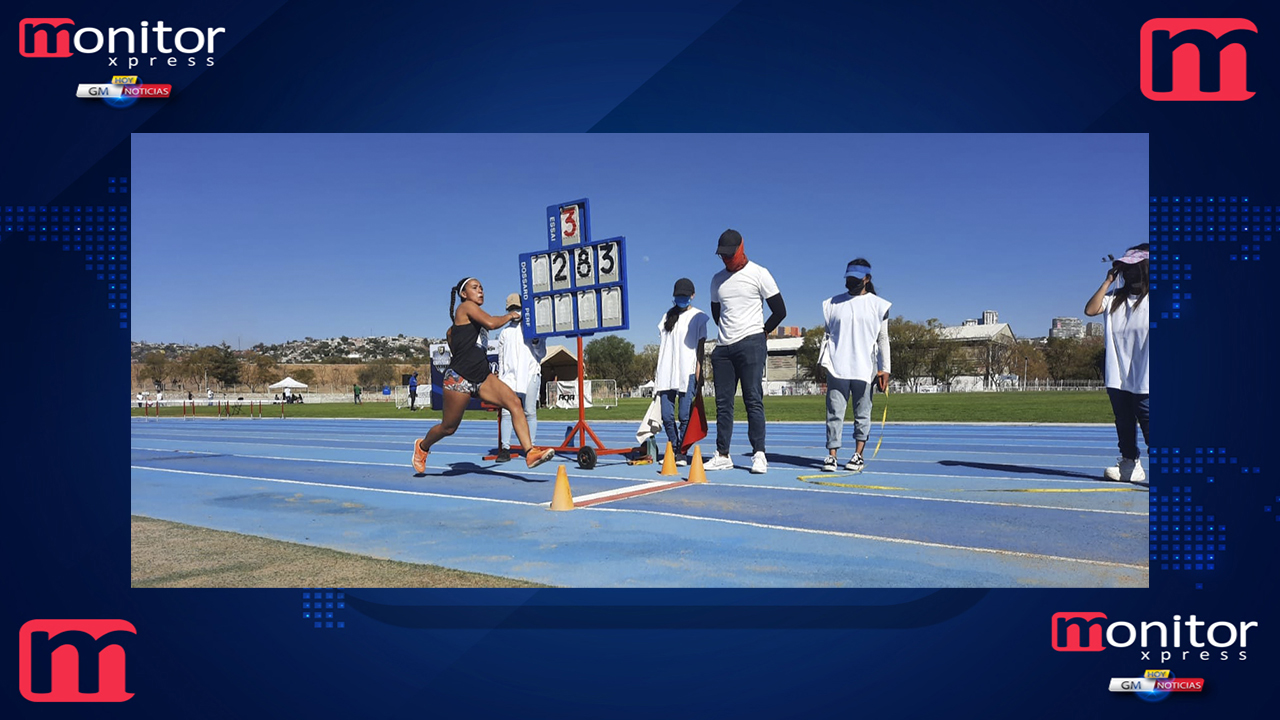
xmin=518 ymin=199 xmax=629 ymax=340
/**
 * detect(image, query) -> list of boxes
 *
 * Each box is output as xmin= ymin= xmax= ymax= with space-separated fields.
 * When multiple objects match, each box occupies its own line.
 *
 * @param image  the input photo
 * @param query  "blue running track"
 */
xmin=130 ymin=417 xmax=1148 ymax=587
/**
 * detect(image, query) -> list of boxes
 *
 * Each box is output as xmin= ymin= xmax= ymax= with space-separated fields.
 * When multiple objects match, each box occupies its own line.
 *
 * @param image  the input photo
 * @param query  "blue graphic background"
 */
xmin=4 ymin=0 xmax=1277 ymax=715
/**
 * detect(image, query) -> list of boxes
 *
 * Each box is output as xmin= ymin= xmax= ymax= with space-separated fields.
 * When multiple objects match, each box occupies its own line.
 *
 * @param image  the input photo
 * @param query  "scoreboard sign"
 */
xmin=519 ymin=199 xmax=629 ymax=340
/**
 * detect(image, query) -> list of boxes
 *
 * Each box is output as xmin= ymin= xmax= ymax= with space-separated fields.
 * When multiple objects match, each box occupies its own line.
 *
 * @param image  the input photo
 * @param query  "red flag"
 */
xmin=681 ymin=389 xmax=709 ymax=454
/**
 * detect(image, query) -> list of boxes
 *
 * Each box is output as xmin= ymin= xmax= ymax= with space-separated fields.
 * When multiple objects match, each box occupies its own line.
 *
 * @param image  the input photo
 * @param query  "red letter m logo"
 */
xmin=19 ymin=620 xmax=137 ymax=702
xmin=1141 ymin=18 xmax=1257 ymax=101
xmin=18 ymin=18 xmax=75 ymax=57
xmin=1051 ymin=612 xmax=1108 ymax=652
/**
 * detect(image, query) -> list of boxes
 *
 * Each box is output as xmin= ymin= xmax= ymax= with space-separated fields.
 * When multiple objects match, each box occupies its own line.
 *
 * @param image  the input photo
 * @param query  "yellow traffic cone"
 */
xmin=659 ymin=441 xmax=679 ymax=475
xmin=687 ymin=445 xmax=707 ymax=484
xmin=549 ymin=464 xmax=575 ymax=511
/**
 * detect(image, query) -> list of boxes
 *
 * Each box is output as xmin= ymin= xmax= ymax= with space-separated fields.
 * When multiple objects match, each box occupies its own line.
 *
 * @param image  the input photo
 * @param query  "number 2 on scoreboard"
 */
xmin=551 ymin=251 xmax=571 ymax=291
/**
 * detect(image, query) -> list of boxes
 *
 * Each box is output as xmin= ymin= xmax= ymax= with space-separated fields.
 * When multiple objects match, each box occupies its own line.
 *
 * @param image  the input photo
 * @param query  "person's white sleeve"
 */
xmin=709 ymin=274 xmax=722 ymax=303
xmin=876 ymin=318 xmax=891 ymax=374
xmin=758 ymin=266 xmax=781 ymax=298
xmin=496 ymin=329 xmax=514 ymax=380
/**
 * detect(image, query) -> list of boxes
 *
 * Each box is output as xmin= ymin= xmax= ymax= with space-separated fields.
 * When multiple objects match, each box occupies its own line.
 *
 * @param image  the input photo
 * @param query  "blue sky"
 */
xmin=132 ymin=133 xmax=1147 ymax=348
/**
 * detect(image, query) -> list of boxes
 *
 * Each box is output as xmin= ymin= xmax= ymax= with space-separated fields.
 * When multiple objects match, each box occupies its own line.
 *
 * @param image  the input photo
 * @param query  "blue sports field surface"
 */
xmin=130 ymin=417 xmax=1148 ymax=587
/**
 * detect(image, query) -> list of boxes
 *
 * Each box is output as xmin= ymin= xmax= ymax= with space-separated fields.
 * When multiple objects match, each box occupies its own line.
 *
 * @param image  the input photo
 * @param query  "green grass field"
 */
xmin=133 ymin=391 xmax=1111 ymax=423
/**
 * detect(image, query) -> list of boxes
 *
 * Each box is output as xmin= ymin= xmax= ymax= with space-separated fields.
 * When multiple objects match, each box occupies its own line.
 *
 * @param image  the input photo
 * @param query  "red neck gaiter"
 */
xmin=724 ymin=241 xmax=748 ymax=273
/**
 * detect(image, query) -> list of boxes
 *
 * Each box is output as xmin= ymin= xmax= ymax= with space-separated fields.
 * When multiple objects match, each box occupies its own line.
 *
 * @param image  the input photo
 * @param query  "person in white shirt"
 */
xmin=207 ymin=388 xmax=214 ymax=406
xmin=496 ymin=293 xmax=546 ymax=462
xmin=704 ymin=229 xmax=786 ymax=474
xmin=1085 ymin=244 xmax=1150 ymax=483
xmin=820 ymin=259 xmax=892 ymax=473
xmin=136 ymin=392 xmax=144 ymax=408
xmin=654 ymin=278 xmax=709 ymax=466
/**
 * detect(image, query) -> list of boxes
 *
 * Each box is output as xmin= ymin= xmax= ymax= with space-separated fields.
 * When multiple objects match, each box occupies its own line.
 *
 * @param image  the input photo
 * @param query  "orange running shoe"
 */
xmin=525 ymin=447 xmax=556 ymax=469
xmin=412 ymin=438 xmax=429 ymax=473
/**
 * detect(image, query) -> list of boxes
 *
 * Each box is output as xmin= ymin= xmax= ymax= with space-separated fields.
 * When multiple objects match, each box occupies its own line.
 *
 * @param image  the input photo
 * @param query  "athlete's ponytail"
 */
xmin=448 ymin=277 xmax=470 ymax=321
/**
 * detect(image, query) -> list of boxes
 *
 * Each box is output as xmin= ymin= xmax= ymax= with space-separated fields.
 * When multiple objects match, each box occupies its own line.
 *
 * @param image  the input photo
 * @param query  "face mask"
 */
xmin=846 ymin=277 xmax=865 ymax=295
xmin=673 ymin=296 xmax=691 ymax=308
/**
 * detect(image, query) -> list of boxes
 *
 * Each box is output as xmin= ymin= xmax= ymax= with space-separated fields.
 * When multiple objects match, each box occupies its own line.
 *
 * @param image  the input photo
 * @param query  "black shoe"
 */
xmin=495 ymin=448 xmax=511 ymax=463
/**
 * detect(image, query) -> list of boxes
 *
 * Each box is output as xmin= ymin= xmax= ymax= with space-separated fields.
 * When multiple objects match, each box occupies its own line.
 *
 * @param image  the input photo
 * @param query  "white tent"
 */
xmin=269 ymin=377 xmax=309 ymax=390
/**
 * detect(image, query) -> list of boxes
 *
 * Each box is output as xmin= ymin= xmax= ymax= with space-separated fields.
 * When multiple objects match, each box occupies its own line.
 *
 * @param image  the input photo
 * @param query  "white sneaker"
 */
xmin=703 ymin=452 xmax=735 ymax=471
xmin=750 ymin=451 xmax=768 ymax=474
xmin=1103 ymin=457 xmax=1146 ymax=482
xmin=675 ymin=457 xmax=688 ymax=467
xmin=844 ymin=453 xmax=865 ymax=472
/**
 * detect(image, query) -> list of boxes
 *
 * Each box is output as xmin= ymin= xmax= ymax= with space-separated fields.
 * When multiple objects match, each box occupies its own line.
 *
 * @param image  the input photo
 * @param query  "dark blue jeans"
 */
xmin=1107 ymin=388 xmax=1150 ymax=459
xmin=658 ymin=375 xmax=696 ymax=456
xmin=712 ymin=332 xmax=766 ymax=455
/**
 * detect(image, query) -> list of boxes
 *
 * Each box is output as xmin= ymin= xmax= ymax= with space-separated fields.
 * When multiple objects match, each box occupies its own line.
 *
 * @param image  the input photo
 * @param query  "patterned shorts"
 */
xmin=443 ymin=369 xmax=481 ymax=397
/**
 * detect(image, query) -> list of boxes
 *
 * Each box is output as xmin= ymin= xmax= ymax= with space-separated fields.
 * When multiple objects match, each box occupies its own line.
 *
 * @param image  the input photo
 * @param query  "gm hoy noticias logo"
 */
xmin=1141 ymin=18 xmax=1258 ymax=100
xmin=19 ymin=620 xmax=137 ymax=702
xmin=1052 ymin=612 xmax=1258 ymax=662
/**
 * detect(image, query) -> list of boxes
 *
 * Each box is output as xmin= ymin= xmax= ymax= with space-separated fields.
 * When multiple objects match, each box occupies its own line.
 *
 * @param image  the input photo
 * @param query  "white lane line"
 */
xmin=129 ymin=446 xmax=656 ymax=485
xmin=130 ymin=466 xmax=538 ymax=507
xmin=132 ymin=430 xmax=1118 ymax=460
xmin=132 ymin=424 xmax=1119 ymax=448
xmin=130 ymin=466 xmax=1144 ymax=571
xmin=131 ymin=445 xmax=1119 ymax=489
xmin=132 ymin=447 xmax=1142 ymax=515
xmin=707 ymin=481 xmax=1146 ymax=516
xmin=570 ymin=481 xmax=687 ymax=505
xmin=581 ymin=506 xmax=1148 ymax=571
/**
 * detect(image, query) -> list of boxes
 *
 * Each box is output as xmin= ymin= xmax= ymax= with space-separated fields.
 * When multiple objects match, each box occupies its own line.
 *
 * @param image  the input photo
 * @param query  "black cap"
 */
xmin=715 ymin=229 xmax=742 ymax=256
xmin=673 ymin=278 xmax=695 ymax=296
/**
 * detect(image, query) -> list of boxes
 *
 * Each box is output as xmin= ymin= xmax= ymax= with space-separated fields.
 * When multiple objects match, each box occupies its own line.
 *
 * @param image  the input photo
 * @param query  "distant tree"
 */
xmin=139 ymin=352 xmax=169 ymax=390
xmin=887 ymin=317 xmax=939 ymax=390
xmin=1044 ymin=337 xmax=1105 ymax=381
xmin=208 ymin=343 xmax=241 ymax=387
xmin=357 ymin=359 xmax=397 ymax=389
xmin=241 ymin=352 xmax=279 ymax=392
xmin=184 ymin=346 xmax=223 ymax=389
xmin=291 ymin=367 xmax=317 ymax=388
xmin=929 ymin=339 xmax=974 ymax=386
xmin=1006 ymin=342 xmax=1049 ymax=383
xmin=796 ymin=326 xmax=828 ymax=383
xmin=585 ymin=336 xmax=639 ymax=389
xmin=631 ymin=344 xmax=660 ymax=386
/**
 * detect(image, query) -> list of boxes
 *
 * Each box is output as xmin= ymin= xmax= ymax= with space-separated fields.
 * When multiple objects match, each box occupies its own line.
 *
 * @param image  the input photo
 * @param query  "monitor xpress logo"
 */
xmin=1141 ymin=18 xmax=1258 ymax=101
xmin=19 ymin=620 xmax=137 ymax=702
xmin=19 ymin=18 xmax=223 ymax=68
xmin=1052 ymin=612 xmax=1257 ymax=661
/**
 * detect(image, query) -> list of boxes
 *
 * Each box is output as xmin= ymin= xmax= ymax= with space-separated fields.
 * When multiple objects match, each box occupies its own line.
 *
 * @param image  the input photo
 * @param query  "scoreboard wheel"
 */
xmin=577 ymin=446 xmax=597 ymax=470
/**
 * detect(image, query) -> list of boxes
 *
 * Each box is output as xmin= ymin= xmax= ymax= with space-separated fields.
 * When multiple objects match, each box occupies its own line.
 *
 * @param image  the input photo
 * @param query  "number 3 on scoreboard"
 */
xmin=598 ymin=241 xmax=620 ymax=284
xmin=560 ymin=205 xmax=581 ymax=246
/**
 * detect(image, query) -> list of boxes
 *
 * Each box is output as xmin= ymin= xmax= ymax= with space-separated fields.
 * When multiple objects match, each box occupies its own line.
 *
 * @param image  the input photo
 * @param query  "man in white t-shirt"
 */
xmin=207 ymin=387 xmax=214 ymax=406
xmin=703 ymin=229 xmax=786 ymax=474
xmin=496 ymin=293 xmax=547 ymax=462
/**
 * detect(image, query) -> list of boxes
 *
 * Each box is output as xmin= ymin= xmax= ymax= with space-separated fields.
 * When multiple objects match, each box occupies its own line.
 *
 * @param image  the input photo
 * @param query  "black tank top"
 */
xmin=448 ymin=316 xmax=491 ymax=384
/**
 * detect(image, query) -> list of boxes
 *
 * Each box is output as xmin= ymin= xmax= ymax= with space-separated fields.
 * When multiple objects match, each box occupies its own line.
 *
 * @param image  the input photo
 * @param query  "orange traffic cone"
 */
xmin=549 ymin=464 xmax=575 ymax=511
xmin=659 ymin=441 xmax=679 ymax=476
xmin=687 ymin=445 xmax=707 ymax=484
